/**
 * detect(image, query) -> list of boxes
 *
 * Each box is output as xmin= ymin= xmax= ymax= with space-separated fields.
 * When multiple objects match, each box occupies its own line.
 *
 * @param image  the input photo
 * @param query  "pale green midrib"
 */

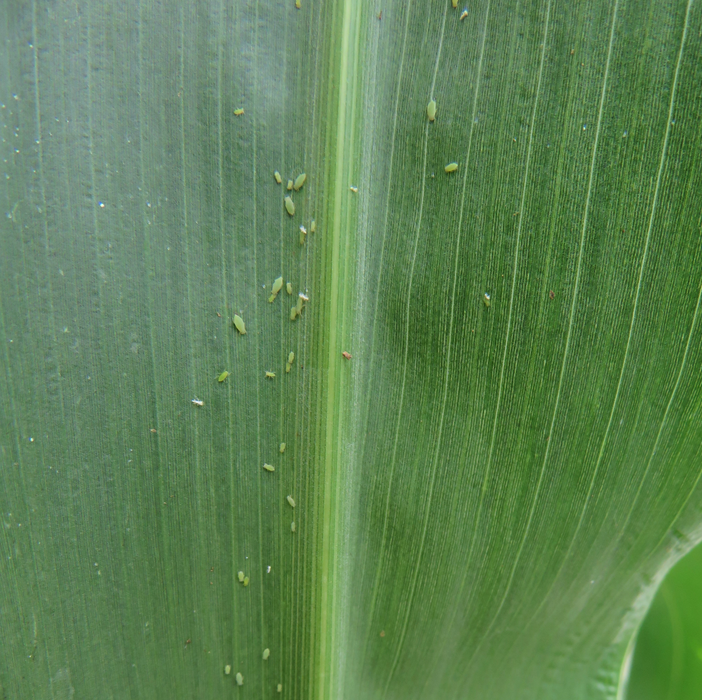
xmin=316 ymin=1 xmax=357 ymax=699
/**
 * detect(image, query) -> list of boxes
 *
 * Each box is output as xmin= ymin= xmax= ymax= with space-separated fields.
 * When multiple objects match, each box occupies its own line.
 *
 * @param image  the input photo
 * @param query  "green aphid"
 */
xmin=286 ymin=179 xmax=293 ymax=191
xmin=285 ymin=363 xmax=291 ymax=373
xmin=263 ymin=463 xmax=275 ymax=472
xmin=299 ymin=228 xmax=306 ymax=245
xmin=243 ymin=576 xmax=249 ymax=587
xmin=287 ymin=495 xmax=295 ymax=508
xmin=274 ymin=170 xmax=282 ymax=184
xmin=290 ymin=307 xmax=298 ymax=321
xmin=296 ymin=295 xmax=304 ymax=314
xmin=263 ymin=648 xmax=271 ymax=660
xmin=285 ymin=196 xmax=295 ymax=216
xmin=427 ymin=99 xmax=437 ymax=122
xmin=233 ymin=314 xmax=246 ymax=334
xmin=483 ymin=292 xmax=491 ymax=307
xmin=288 ymin=352 xmax=295 ymax=365
xmin=266 ymin=371 xmax=276 ymax=379
xmin=238 ymin=571 xmax=244 ymax=582
xmin=277 ymin=684 xmax=283 ymax=693
xmin=218 ymin=370 xmax=230 ymax=383
xmin=290 ymin=521 xmax=296 ymax=533
xmin=310 ymin=219 xmax=316 ymax=233
xmin=444 ymin=162 xmax=458 ymax=173
xmin=268 ymin=293 xmax=277 ymax=303
xmin=234 ymin=108 xmax=244 ymax=116
xmin=236 ymin=672 xmax=244 ymax=686
xmin=225 ymin=664 xmax=231 ymax=675
xmin=279 ymin=442 xmax=286 ymax=453
xmin=293 ymin=173 xmax=307 ymax=191
xmin=286 ymin=282 xmax=293 ymax=295
xmin=272 ymin=276 xmax=284 ymax=295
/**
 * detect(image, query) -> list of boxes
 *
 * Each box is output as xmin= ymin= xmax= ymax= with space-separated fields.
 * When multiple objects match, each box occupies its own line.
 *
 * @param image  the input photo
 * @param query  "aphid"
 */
xmin=300 ymin=225 xmax=307 ymax=236
xmin=295 ymin=0 xmax=301 ymax=7
xmin=285 ymin=196 xmax=295 ymax=216
xmin=445 ymin=162 xmax=458 ymax=173
xmin=295 ymin=296 xmax=304 ymax=314
xmin=218 ymin=371 xmax=230 ymax=382
xmin=349 ymin=186 xmax=358 ymax=193
xmin=234 ymin=108 xmax=244 ymax=116
xmin=263 ymin=463 xmax=275 ymax=472
xmin=263 ymin=648 xmax=270 ymax=660
xmin=236 ymin=672 xmax=244 ymax=686
xmin=291 ymin=521 xmax=296 ymax=533
xmin=460 ymin=8 xmax=468 ymax=20
xmin=549 ymin=290 xmax=555 ymax=300
xmin=294 ymin=173 xmax=307 ymax=191
xmin=287 ymin=179 xmax=293 ymax=191
xmin=290 ymin=307 xmax=298 ymax=321
xmin=272 ymin=276 xmax=284 ymax=296
xmin=483 ymin=293 xmax=491 ymax=307
xmin=277 ymin=684 xmax=283 ymax=693
xmin=279 ymin=442 xmax=286 ymax=453
xmin=192 ymin=398 xmax=204 ymax=407
xmin=288 ymin=352 xmax=295 ymax=365
xmin=274 ymin=170 xmax=283 ymax=184
xmin=310 ymin=219 xmax=316 ymax=233
xmin=452 ymin=0 xmax=458 ymax=7
xmin=266 ymin=371 xmax=276 ymax=379
xmin=427 ymin=99 xmax=437 ymax=122
xmin=286 ymin=363 xmax=291 ymax=373
xmin=233 ymin=314 xmax=247 ymax=334
xmin=150 ymin=428 xmax=157 ymax=433
xmin=342 ymin=351 xmax=352 ymax=360
xmin=225 ymin=664 xmax=231 ymax=675
xmin=287 ymin=495 xmax=295 ymax=508
xmin=267 ymin=565 xmax=271 ymax=573
xmin=299 ymin=228 xmax=306 ymax=245
xmin=238 ymin=571 xmax=245 ymax=582
xmin=286 ymin=282 xmax=293 ymax=295
xmin=243 ymin=576 xmax=249 ymax=587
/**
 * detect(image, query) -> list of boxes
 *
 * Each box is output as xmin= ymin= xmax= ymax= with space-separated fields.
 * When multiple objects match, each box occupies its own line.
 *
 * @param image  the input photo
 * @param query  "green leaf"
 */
xmin=0 ymin=1 xmax=701 ymax=699
xmin=627 ymin=542 xmax=702 ymax=700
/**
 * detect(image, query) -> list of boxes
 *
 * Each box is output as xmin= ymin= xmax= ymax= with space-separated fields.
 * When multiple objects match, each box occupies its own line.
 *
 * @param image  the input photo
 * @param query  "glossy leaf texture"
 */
xmin=0 ymin=1 xmax=701 ymax=699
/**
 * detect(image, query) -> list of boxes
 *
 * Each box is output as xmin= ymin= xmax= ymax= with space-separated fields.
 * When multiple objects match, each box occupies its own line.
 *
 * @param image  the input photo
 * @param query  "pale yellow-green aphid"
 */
xmin=263 ymin=648 xmax=270 ymax=660
xmin=350 ymin=186 xmax=358 ymax=193
xmin=288 ymin=352 xmax=295 ymax=365
xmin=225 ymin=665 xmax=231 ymax=675
xmin=460 ymin=9 xmax=468 ymax=19
xmin=263 ymin=463 xmax=275 ymax=472
xmin=234 ymin=108 xmax=244 ymax=116
xmin=266 ymin=371 xmax=276 ymax=379
xmin=427 ymin=99 xmax=437 ymax=122
xmin=296 ymin=295 xmax=304 ymax=314
xmin=277 ymin=684 xmax=283 ymax=693
xmin=310 ymin=219 xmax=316 ymax=233
xmin=233 ymin=314 xmax=246 ymax=334
xmin=279 ymin=442 xmax=286 ymax=453
xmin=286 ymin=363 xmax=291 ymax=373
xmin=285 ymin=196 xmax=295 ymax=216
xmin=287 ymin=179 xmax=293 ymax=191
xmin=290 ymin=307 xmax=298 ymax=321
xmin=274 ymin=170 xmax=282 ymax=184
xmin=238 ymin=571 xmax=244 ymax=582
xmin=294 ymin=173 xmax=307 ymax=191
xmin=236 ymin=672 xmax=244 ymax=686
xmin=299 ymin=227 xmax=306 ymax=245
xmin=271 ymin=277 xmax=283 ymax=296
xmin=218 ymin=371 xmax=230 ymax=383
xmin=445 ymin=162 xmax=458 ymax=173
xmin=287 ymin=495 xmax=295 ymax=508
xmin=295 ymin=0 xmax=301 ymax=8
xmin=291 ymin=521 xmax=296 ymax=533
xmin=243 ymin=576 xmax=249 ymax=587
xmin=483 ymin=293 xmax=491 ymax=307
xmin=452 ymin=0 xmax=458 ymax=7
xmin=286 ymin=282 xmax=293 ymax=295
